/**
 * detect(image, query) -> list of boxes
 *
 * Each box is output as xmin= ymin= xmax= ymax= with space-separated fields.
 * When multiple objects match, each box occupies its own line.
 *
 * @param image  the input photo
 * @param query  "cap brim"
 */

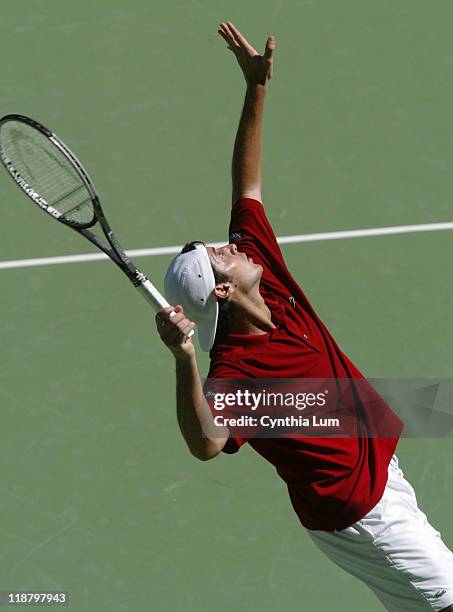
xmin=194 ymin=249 xmax=219 ymax=352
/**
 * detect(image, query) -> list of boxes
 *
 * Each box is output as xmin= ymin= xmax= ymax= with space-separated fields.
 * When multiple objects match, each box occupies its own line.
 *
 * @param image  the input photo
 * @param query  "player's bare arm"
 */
xmin=218 ymin=22 xmax=275 ymax=205
xmin=156 ymin=306 xmax=228 ymax=460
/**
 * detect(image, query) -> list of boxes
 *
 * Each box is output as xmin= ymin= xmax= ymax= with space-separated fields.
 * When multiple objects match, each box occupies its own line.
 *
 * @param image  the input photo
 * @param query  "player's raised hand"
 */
xmin=218 ymin=22 xmax=275 ymax=86
xmin=156 ymin=305 xmax=195 ymax=359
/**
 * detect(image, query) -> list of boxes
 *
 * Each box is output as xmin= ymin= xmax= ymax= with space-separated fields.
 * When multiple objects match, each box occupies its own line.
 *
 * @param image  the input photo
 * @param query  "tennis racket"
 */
xmin=0 ymin=114 xmax=190 ymax=334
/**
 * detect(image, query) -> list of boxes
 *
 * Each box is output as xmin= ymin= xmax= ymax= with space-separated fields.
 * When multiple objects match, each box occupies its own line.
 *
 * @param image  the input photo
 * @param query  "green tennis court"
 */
xmin=1 ymin=1 xmax=453 ymax=610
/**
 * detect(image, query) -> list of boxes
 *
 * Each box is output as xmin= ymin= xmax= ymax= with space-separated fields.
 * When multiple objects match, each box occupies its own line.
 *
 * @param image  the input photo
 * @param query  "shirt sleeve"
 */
xmin=229 ymin=199 xmax=295 ymax=294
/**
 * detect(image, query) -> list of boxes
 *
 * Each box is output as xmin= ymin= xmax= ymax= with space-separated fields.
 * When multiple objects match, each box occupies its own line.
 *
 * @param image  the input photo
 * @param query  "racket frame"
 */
xmin=0 ymin=114 xmax=177 ymax=315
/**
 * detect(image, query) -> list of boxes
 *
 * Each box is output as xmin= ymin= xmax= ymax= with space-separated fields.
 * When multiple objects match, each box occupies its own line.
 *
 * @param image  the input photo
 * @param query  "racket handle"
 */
xmin=136 ymin=278 xmax=194 ymax=339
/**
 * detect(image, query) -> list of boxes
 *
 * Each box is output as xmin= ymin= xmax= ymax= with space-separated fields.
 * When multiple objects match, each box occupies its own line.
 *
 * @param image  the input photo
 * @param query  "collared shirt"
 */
xmin=206 ymin=199 xmax=404 ymax=532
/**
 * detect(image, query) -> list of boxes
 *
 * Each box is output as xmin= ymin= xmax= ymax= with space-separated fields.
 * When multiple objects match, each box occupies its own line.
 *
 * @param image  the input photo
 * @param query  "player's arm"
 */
xmin=218 ymin=22 xmax=275 ymax=206
xmin=156 ymin=306 xmax=229 ymax=461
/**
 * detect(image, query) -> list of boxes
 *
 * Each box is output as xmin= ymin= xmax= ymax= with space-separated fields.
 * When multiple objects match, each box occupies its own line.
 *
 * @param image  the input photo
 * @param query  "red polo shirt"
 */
xmin=206 ymin=198 xmax=404 ymax=532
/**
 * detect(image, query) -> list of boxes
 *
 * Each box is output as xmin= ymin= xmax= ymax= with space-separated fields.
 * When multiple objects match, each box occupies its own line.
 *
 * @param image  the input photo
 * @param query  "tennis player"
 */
xmin=156 ymin=22 xmax=453 ymax=611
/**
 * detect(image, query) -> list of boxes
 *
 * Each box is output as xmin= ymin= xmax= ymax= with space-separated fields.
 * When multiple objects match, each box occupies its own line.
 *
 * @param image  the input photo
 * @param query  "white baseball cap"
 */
xmin=164 ymin=243 xmax=219 ymax=352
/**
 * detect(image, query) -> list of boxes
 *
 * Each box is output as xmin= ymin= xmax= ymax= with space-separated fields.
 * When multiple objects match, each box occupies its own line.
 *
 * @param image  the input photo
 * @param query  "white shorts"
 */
xmin=307 ymin=455 xmax=453 ymax=611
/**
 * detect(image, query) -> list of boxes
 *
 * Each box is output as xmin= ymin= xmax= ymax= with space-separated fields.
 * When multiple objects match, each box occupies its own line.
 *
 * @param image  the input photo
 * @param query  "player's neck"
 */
xmin=230 ymin=287 xmax=276 ymax=335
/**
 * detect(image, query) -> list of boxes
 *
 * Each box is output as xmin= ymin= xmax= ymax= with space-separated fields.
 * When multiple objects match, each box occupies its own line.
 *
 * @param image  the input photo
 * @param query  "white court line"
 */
xmin=0 ymin=221 xmax=452 ymax=271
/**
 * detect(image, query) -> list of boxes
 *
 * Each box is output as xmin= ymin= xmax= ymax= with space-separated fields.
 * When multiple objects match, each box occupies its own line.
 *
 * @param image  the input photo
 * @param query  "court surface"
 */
xmin=1 ymin=1 xmax=453 ymax=610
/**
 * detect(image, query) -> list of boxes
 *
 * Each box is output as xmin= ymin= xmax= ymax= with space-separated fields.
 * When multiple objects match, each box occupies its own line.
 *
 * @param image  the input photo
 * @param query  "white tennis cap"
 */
xmin=164 ymin=243 xmax=219 ymax=352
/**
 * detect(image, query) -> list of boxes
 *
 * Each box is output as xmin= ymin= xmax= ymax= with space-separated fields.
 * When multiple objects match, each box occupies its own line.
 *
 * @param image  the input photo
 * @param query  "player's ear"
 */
xmin=213 ymin=283 xmax=232 ymax=300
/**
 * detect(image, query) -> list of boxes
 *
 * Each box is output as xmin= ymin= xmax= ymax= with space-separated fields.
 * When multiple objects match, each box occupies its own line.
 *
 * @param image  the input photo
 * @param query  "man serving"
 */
xmin=156 ymin=22 xmax=453 ymax=611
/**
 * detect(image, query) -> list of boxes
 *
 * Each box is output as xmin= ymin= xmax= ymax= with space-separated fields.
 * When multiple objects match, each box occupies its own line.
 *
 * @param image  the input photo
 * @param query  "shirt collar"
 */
xmin=209 ymin=295 xmax=285 ymax=356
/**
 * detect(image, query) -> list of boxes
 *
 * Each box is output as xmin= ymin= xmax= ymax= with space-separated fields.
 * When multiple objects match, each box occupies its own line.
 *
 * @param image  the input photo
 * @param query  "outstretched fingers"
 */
xmin=218 ymin=22 xmax=240 ymax=51
xmin=226 ymin=22 xmax=257 ymax=55
xmin=218 ymin=21 xmax=276 ymax=84
xmin=218 ymin=22 xmax=258 ymax=56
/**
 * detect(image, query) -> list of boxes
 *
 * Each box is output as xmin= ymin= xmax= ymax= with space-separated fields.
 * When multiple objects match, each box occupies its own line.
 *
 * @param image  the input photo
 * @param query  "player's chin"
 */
xmin=244 ymin=258 xmax=262 ymax=282
xmin=253 ymin=262 xmax=263 ymax=280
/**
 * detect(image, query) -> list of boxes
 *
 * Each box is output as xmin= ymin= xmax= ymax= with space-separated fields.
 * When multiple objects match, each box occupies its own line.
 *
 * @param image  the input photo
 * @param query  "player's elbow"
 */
xmin=190 ymin=447 xmax=218 ymax=462
xmin=194 ymin=451 xmax=218 ymax=462
xmin=189 ymin=438 xmax=226 ymax=462
xmin=232 ymin=187 xmax=262 ymax=206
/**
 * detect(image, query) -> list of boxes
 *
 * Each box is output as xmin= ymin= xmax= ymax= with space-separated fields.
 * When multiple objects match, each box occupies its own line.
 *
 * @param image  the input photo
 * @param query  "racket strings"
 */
xmin=51 ymin=183 xmax=90 ymax=210
xmin=0 ymin=121 xmax=95 ymax=225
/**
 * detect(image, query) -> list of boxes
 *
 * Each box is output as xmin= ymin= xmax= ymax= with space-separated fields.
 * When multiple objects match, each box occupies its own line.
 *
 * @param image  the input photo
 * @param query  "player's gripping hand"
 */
xmin=156 ymin=305 xmax=196 ymax=359
xmin=218 ymin=22 xmax=276 ymax=87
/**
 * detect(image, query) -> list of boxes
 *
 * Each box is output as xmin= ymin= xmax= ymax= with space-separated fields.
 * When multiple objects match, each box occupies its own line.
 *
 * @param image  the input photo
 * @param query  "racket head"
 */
xmin=0 ymin=114 xmax=98 ymax=228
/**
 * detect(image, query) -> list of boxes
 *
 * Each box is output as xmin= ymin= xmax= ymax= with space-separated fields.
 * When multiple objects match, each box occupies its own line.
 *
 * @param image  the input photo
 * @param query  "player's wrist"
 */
xmin=245 ymin=82 xmax=267 ymax=95
xmin=173 ymin=345 xmax=196 ymax=364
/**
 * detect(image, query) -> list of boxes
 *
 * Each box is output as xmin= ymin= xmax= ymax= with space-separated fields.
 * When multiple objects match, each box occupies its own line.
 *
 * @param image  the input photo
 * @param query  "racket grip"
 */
xmin=136 ymin=279 xmax=194 ymax=339
xmin=137 ymin=278 xmax=171 ymax=310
